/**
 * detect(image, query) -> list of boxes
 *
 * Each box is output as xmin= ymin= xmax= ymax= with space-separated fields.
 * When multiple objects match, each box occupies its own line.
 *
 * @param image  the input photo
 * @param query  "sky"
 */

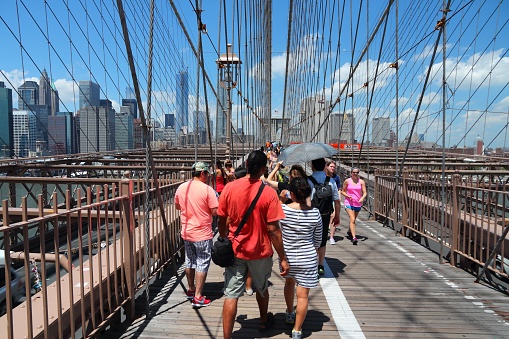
xmin=1 ymin=0 xmax=508 ymax=149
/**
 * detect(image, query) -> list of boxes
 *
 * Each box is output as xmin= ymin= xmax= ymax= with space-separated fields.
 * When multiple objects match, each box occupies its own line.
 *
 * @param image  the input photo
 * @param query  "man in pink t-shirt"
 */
xmin=175 ymin=162 xmax=218 ymax=308
xmin=218 ymin=150 xmax=289 ymax=337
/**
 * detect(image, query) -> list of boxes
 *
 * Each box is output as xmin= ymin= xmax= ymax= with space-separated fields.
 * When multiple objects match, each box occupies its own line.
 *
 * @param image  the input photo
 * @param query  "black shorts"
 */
xmin=319 ymin=213 xmax=331 ymax=248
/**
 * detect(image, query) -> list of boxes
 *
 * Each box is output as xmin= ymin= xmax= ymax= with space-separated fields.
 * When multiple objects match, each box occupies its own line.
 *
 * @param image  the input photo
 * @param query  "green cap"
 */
xmin=192 ymin=162 xmax=210 ymax=173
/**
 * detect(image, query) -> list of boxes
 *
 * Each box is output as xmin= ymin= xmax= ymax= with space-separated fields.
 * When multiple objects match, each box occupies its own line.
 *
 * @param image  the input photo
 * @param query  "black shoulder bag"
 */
xmin=211 ymin=183 xmax=265 ymax=267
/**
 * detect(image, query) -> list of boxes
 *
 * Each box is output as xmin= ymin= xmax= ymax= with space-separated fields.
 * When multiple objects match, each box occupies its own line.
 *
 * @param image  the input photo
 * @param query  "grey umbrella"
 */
xmin=278 ymin=142 xmax=338 ymax=166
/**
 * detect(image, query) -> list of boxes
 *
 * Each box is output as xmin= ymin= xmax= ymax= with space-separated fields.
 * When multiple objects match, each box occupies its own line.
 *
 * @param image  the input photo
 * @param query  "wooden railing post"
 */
xmin=374 ymin=169 xmax=379 ymax=216
xmin=451 ymin=174 xmax=461 ymax=267
xmin=120 ymin=180 xmax=135 ymax=321
xmin=401 ymin=171 xmax=409 ymax=236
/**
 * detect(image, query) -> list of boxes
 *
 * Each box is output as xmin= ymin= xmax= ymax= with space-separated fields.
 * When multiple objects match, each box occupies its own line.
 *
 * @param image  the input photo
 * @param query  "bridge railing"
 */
xmin=0 ymin=172 xmax=190 ymax=339
xmin=374 ymin=169 xmax=509 ymax=284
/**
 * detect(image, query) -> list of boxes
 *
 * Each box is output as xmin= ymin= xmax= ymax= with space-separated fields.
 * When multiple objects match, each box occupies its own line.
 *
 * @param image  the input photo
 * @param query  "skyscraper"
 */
xmin=78 ymin=100 xmax=115 ymax=152
xmin=47 ymin=115 xmax=68 ymax=154
xmin=0 ymin=81 xmax=13 ymax=157
xmin=121 ymin=98 xmax=137 ymax=119
xmin=299 ymin=97 xmax=330 ymax=143
xmin=122 ymin=88 xmax=137 ymax=119
xmin=39 ymin=69 xmax=60 ymax=116
xmin=372 ymin=117 xmax=390 ymax=145
xmin=13 ymin=110 xmax=37 ymax=157
xmin=175 ymin=70 xmax=189 ymax=142
xmin=39 ymin=69 xmax=51 ymax=110
xmin=18 ymin=81 xmax=39 ymax=110
xmin=78 ymin=80 xmax=100 ymax=109
xmin=115 ymin=111 xmax=134 ymax=150
xmin=165 ymin=113 xmax=175 ymax=128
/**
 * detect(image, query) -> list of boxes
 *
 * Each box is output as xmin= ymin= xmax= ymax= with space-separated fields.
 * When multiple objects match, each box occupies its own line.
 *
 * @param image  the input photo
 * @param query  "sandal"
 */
xmin=258 ymin=312 xmax=275 ymax=332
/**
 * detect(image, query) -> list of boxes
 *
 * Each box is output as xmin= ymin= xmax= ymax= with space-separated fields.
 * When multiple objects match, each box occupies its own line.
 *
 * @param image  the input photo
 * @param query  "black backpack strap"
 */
xmin=308 ymin=176 xmax=318 ymax=185
xmin=233 ymin=183 xmax=265 ymax=237
xmin=324 ymin=176 xmax=330 ymax=184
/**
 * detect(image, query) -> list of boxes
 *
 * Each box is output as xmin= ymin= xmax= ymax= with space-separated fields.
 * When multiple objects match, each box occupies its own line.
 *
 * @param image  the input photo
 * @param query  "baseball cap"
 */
xmin=192 ymin=161 xmax=210 ymax=173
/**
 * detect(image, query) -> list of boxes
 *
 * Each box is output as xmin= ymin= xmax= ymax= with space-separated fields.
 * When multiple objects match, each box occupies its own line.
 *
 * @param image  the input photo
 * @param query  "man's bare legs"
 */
xmin=222 ymin=298 xmax=238 ymax=339
xmin=186 ymin=269 xmax=208 ymax=299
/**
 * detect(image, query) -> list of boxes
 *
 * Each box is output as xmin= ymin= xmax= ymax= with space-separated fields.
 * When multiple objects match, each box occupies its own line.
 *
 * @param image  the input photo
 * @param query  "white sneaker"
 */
xmin=329 ymin=238 xmax=336 ymax=245
xmin=245 ymin=289 xmax=253 ymax=296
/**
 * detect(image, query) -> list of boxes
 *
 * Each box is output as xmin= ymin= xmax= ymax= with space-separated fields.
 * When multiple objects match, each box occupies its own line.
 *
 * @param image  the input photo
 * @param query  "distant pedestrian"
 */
xmin=218 ymin=150 xmax=289 ymax=338
xmin=175 ymin=162 xmax=218 ymax=307
xmin=224 ymin=159 xmax=235 ymax=183
xmin=279 ymin=177 xmax=322 ymax=339
xmin=215 ymin=160 xmax=227 ymax=195
xmin=341 ymin=167 xmax=367 ymax=245
xmin=265 ymin=161 xmax=308 ymax=205
xmin=325 ymin=160 xmax=341 ymax=244
xmin=307 ymin=158 xmax=340 ymax=276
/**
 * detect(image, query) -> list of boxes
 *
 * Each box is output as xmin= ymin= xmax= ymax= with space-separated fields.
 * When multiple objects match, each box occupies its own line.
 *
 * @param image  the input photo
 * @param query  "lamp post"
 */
xmin=216 ymin=44 xmax=241 ymax=159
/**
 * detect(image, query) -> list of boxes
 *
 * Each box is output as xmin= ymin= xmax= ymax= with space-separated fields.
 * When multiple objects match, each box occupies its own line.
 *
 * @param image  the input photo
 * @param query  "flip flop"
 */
xmin=258 ymin=312 xmax=275 ymax=332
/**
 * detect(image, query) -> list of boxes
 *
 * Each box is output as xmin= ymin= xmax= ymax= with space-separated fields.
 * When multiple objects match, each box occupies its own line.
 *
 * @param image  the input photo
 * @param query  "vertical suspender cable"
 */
xmin=144 ymin=0 xmax=155 ymax=316
xmin=117 ymin=0 xmax=178 ymax=318
xmin=440 ymin=0 xmax=450 ymax=264
xmin=394 ymin=0 xmax=400 ymax=233
xmin=281 ymin=0 xmax=294 ymax=145
xmin=194 ymin=1 xmax=202 ymax=162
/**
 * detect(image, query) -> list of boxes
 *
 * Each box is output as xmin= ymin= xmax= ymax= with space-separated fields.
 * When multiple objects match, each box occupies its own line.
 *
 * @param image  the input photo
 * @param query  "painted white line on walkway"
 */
xmin=321 ymin=261 xmax=366 ymax=339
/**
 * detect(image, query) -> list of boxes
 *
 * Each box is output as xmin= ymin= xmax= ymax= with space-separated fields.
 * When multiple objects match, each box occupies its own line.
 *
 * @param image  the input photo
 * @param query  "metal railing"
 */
xmin=374 ymin=169 xmax=509 ymax=284
xmin=0 ymin=171 xmax=190 ymax=338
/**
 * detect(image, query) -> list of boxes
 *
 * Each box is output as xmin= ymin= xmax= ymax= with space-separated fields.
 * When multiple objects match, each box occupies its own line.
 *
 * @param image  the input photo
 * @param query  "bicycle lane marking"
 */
xmin=321 ymin=260 xmax=366 ymax=339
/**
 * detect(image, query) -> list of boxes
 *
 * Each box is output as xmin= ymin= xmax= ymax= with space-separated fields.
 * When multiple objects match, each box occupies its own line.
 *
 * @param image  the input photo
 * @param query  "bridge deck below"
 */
xmin=105 ymin=209 xmax=509 ymax=338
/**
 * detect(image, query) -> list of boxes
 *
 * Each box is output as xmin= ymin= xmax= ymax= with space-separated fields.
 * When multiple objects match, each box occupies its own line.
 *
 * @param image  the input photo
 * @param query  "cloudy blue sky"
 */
xmin=1 ymin=0 xmax=508 ymax=149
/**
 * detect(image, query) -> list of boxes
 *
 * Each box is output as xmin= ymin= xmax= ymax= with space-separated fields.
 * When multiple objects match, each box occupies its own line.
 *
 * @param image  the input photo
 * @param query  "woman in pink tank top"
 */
xmin=341 ymin=168 xmax=367 ymax=245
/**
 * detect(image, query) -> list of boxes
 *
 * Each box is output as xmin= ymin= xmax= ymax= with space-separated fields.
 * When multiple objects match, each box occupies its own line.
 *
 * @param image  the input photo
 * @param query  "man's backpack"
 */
xmin=308 ymin=176 xmax=334 ymax=215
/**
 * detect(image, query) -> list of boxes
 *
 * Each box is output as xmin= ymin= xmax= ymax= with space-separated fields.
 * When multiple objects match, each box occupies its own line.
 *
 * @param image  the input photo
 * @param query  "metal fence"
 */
xmin=373 ymin=169 xmax=509 ymax=284
xmin=0 ymin=172 xmax=189 ymax=339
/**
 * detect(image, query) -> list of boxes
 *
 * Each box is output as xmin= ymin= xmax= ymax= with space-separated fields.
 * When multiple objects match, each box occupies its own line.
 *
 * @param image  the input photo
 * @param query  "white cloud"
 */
xmin=329 ymin=58 xmax=398 ymax=99
xmin=493 ymin=96 xmax=509 ymax=112
xmin=272 ymin=53 xmax=287 ymax=78
xmin=53 ymin=78 xmax=78 ymax=111
xmin=419 ymin=91 xmax=440 ymax=106
xmin=428 ymin=48 xmax=509 ymax=90
xmin=0 ymin=69 xmax=38 ymax=108
xmin=390 ymin=96 xmax=409 ymax=107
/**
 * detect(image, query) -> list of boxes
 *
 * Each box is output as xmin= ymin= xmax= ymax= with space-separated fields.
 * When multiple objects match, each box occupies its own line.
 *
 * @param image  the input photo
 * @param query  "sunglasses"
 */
xmin=352 ymin=171 xmax=359 ymax=174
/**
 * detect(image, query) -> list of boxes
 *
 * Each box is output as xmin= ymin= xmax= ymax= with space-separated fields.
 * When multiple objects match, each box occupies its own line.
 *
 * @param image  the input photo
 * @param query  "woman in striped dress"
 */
xmin=279 ymin=177 xmax=323 ymax=339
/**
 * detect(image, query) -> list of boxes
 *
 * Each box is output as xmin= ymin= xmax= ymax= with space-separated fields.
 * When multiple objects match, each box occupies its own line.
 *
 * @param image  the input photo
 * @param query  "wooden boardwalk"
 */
xmin=105 ymin=208 xmax=509 ymax=339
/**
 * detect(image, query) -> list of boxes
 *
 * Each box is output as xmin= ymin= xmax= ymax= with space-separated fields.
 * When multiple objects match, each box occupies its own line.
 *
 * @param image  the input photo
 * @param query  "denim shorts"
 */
xmin=345 ymin=205 xmax=362 ymax=212
xmin=223 ymin=256 xmax=273 ymax=298
xmin=184 ymin=239 xmax=212 ymax=272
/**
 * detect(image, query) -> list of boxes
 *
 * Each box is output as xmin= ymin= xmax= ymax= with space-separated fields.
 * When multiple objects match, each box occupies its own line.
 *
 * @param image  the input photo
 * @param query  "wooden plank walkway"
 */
xmin=105 ymin=208 xmax=509 ymax=339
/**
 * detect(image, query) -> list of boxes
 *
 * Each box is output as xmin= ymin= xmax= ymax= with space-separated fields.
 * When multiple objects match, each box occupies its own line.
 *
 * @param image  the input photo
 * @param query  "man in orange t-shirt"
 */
xmin=218 ymin=150 xmax=289 ymax=338
xmin=175 ymin=162 xmax=218 ymax=308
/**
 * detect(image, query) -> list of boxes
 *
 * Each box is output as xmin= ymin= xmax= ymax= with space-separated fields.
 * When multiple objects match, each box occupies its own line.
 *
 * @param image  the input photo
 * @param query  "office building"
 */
xmin=78 ymin=80 xmax=100 ymax=109
xmin=18 ymin=81 xmax=39 ymax=110
xmin=299 ymin=97 xmax=330 ymax=143
xmin=47 ymin=115 xmax=68 ymax=154
xmin=78 ymin=100 xmax=115 ymax=152
xmin=115 ymin=111 xmax=134 ymax=150
xmin=0 ymin=82 xmax=14 ymax=157
xmin=372 ymin=117 xmax=390 ymax=145
xmin=39 ymin=69 xmax=59 ymax=116
xmin=175 ymin=70 xmax=189 ymax=142
xmin=165 ymin=113 xmax=175 ymax=128
xmin=133 ymin=118 xmax=143 ymax=148
xmin=13 ymin=110 xmax=37 ymax=157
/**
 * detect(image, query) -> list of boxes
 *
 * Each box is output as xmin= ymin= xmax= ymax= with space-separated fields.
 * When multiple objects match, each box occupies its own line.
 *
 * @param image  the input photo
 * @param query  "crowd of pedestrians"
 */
xmin=173 ymin=144 xmax=365 ymax=339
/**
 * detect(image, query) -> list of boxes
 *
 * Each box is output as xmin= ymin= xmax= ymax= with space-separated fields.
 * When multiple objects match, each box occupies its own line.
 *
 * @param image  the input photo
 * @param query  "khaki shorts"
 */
xmin=223 ymin=256 xmax=273 ymax=299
